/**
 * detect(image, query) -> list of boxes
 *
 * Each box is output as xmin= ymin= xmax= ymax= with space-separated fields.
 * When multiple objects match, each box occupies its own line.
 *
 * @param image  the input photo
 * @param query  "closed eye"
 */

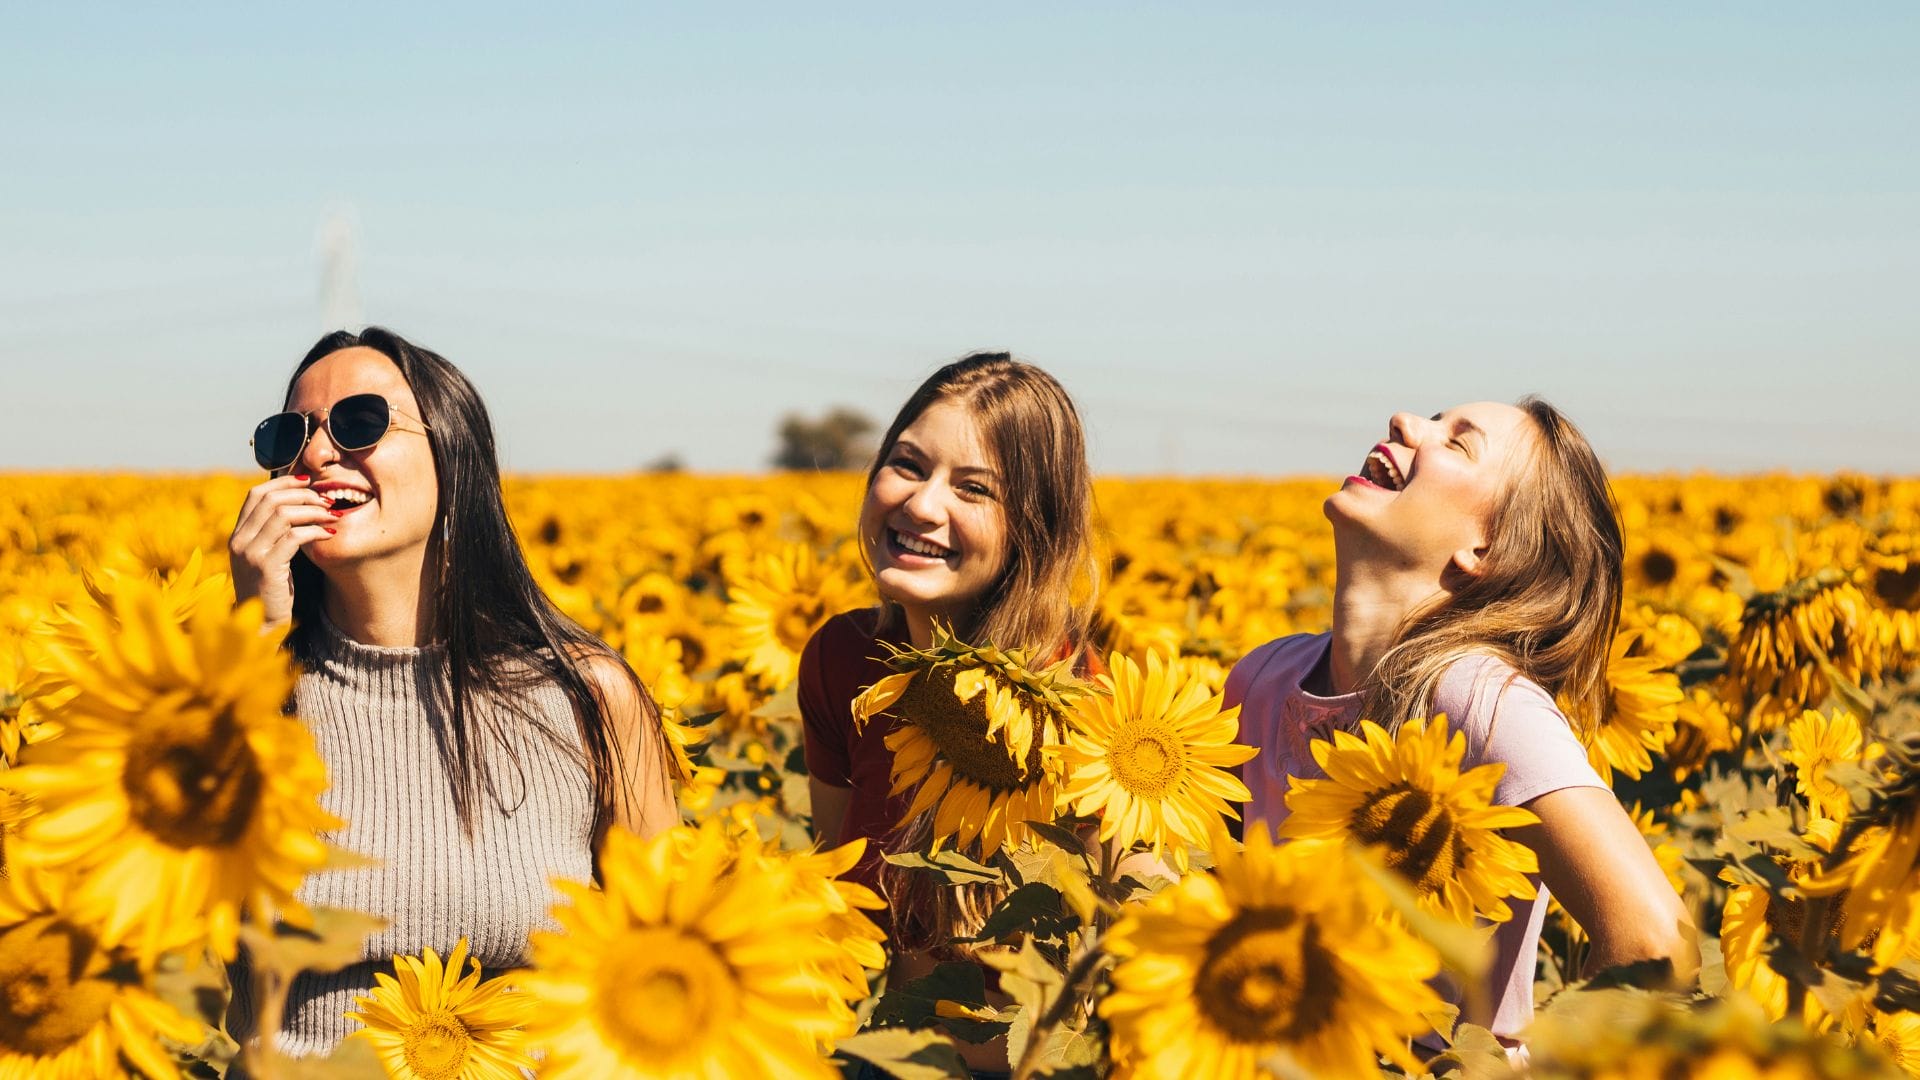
xmin=889 ymin=455 xmax=925 ymax=478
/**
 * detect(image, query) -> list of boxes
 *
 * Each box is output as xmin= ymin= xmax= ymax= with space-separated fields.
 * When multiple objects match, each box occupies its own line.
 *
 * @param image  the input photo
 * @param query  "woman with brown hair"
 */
xmin=1227 ymin=398 xmax=1696 ymax=1052
xmin=801 ymin=351 xmax=1099 ymax=1077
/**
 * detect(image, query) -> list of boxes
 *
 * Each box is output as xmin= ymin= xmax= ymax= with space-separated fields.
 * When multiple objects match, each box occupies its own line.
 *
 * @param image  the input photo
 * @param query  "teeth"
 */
xmin=1365 ymin=451 xmax=1404 ymax=491
xmin=895 ymin=531 xmax=951 ymax=558
xmin=325 ymin=489 xmax=372 ymax=505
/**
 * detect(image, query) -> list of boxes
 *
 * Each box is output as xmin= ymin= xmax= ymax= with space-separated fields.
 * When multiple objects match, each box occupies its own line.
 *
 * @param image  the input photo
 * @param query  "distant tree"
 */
xmin=641 ymin=452 xmax=686 ymax=473
xmin=773 ymin=406 xmax=878 ymax=471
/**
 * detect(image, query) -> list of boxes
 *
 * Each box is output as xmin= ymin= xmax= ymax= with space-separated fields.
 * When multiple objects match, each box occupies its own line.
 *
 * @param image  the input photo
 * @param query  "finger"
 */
xmin=265 ymin=525 xmax=338 ymax=566
xmin=238 ymin=472 xmax=317 ymax=522
xmin=242 ymin=506 xmax=341 ymax=564
xmin=234 ymin=486 xmax=334 ymax=550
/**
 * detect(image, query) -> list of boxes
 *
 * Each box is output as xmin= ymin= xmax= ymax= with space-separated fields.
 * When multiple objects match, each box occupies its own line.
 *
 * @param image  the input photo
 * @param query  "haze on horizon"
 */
xmin=3 ymin=4 xmax=1915 ymax=477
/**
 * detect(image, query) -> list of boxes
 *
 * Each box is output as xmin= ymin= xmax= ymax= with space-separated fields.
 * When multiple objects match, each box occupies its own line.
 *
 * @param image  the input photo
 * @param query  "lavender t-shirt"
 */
xmin=1224 ymin=632 xmax=1609 ymax=1046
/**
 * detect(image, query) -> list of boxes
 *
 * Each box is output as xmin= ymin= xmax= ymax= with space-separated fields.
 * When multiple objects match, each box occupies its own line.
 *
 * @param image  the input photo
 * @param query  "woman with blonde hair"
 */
xmin=1227 ymin=398 xmax=1696 ymax=1051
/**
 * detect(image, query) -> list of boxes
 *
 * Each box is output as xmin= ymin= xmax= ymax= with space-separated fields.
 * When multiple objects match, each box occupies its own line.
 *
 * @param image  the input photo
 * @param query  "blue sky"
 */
xmin=3 ymin=4 xmax=1915 ymax=474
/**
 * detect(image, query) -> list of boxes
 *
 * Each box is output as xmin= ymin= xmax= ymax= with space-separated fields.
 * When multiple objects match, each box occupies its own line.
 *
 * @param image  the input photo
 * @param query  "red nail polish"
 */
xmin=294 ymin=473 xmax=311 ymax=481
xmin=324 ymin=527 xmax=337 ymax=535
xmin=331 ymin=509 xmax=346 ymax=517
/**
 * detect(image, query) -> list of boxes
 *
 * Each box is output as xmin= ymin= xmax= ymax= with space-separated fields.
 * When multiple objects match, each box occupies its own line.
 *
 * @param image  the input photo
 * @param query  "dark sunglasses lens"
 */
xmin=254 ymin=414 xmax=307 ymax=470
xmin=330 ymin=394 xmax=391 ymax=450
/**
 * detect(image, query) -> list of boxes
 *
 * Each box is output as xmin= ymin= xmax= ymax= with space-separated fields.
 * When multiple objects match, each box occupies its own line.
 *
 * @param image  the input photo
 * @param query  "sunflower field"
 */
xmin=3 ymin=471 xmax=1919 ymax=1078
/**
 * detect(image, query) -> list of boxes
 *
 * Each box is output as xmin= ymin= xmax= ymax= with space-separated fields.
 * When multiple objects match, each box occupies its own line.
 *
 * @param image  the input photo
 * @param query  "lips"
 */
xmin=1357 ymin=444 xmax=1406 ymax=491
xmin=312 ymin=483 xmax=375 ymax=516
xmin=888 ymin=528 xmax=955 ymax=564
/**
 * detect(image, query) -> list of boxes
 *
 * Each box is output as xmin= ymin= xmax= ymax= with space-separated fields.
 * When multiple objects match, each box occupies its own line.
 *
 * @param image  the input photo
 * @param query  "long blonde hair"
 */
xmin=1357 ymin=396 xmax=1623 ymax=738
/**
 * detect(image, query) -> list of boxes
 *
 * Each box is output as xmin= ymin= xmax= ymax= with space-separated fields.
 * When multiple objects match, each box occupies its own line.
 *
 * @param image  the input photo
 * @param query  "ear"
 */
xmin=1449 ymin=541 xmax=1490 ymax=579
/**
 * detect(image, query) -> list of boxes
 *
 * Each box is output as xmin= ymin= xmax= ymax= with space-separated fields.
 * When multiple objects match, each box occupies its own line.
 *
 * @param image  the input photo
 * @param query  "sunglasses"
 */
xmin=250 ymin=393 xmax=432 ymax=471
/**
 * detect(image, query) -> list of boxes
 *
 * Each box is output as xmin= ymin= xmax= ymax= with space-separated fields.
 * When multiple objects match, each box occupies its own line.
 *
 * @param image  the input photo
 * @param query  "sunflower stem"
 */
xmin=1011 ymin=933 xmax=1108 ymax=1080
xmin=1788 ymin=892 xmax=1832 ymax=1019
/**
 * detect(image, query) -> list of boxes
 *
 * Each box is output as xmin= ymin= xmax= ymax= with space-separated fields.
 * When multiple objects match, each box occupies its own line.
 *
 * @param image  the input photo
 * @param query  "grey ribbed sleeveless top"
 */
xmin=226 ymin=615 xmax=596 ymax=1061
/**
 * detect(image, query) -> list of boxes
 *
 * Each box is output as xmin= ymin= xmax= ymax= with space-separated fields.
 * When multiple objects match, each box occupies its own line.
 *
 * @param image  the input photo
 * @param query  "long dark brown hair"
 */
xmin=1358 ymin=396 xmax=1624 ymax=737
xmin=866 ymin=351 xmax=1100 ymax=657
xmin=864 ymin=351 xmax=1100 ymax=952
xmin=281 ymin=327 xmax=671 ymax=847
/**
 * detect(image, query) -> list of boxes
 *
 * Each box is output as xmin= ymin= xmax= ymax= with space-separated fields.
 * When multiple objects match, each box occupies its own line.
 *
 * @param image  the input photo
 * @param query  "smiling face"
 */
xmin=284 ymin=347 xmax=439 ymax=568
xmin=859 ymin=399 xmax=1011 ymax=628
xmin=1324 ymin=401 xmax=1540 ymax=578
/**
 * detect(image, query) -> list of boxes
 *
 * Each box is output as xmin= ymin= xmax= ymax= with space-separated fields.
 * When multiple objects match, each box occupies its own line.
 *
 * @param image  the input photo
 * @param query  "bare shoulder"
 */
xmin=569 ymin=645 xmax=657 ymax=729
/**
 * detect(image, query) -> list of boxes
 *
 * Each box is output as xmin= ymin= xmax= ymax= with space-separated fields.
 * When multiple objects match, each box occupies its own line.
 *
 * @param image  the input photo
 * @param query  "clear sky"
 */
xmin=3 ymin=4 xmax=1915 ymax=475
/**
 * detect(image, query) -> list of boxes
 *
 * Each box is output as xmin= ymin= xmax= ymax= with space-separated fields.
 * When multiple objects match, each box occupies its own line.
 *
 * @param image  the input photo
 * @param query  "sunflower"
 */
xmin=0 ymin=643 xmax=60 ymax=769
xmin=724 ymin=543 xmax=866 ymax=691
xmin=1061 ymin=650 xmax=1255 ymax=872
xmin=1866 ymin=531 xmax=1920 ymax=667
xmin=346 ymin=938 xmax=534 ymax=1080
xmin=1102 ymin=827 xmax=1444 ymax=1077
xmin=1666 ymin=687 xmax=1739 ymax=780
xmin=1803 ymin=737 xmax=1920 ymax=968
xmin=1584 ymin=630 xmax=1683 ymax=784
xmin=852 ymin=623 xmax=1085 ymax=857
xmin=1281 ymin=715 xmax=1540 ymax=924
xmin=1783 ymin=708 xmax=1877 ymax=823
xmin=0 ymin=579 xmax=341 ymax=965
xmin=1726 ymin=561 xmax=1881 ymax=732
xmin=1868 ymin=1009 xmax=1920 ymax=1078
xmin=0 ymin=865 xmax=203 ymax=1080
xmin=520 ymin=820 xmax=868 ymax=1079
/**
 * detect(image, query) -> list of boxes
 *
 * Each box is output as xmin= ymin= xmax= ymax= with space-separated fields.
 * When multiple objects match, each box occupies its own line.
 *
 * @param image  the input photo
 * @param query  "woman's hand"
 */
xmin=228 ymin=474 xmax=336 ymax=628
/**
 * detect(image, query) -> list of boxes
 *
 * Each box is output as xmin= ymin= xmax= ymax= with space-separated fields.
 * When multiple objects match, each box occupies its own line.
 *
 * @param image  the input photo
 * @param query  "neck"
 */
xmin=320 ymin=547 xmax=438 ymax=648
xmin=901 ymin=605 xmax=937 ymax=650
xmin=1326 ymin=551 xmax=1444 ymax=696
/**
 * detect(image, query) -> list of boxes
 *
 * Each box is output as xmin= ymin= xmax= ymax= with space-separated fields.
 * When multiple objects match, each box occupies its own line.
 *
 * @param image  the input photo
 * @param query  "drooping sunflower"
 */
xmin=852 ymin=623 xmax=1085 ymax=857
xmin=1799 ymin=733 xmax=1920 ymax=967
xmin=1868 ymin=1008 xmax=1920 ymax=1078
xmin=1584 ymin=630 xmax=1684 ymax=784
xmin=1061 ymin=650 xmax=1255 ymax=872
xmin=0 ymin=865 xmax=203 ymax=1080
xmin=1783 ymin=708 xmax=1878 ymax=823
xmin=1281 ymin=715 xmax=1540 ymax=924
xmin=346 ymin=938 xmax=534 ymax=1080
xmin=1866 ymin=530 xmax=1920 ymax=670
xmin=1102 ymin=827 xmax=1444 ymax=1077
xmin=1725 ymin=560 xmax=1881 ymax=733
xmin=0 ymin=579 xmax=341 ymax=965
xmin=520 ymin=820 xmax=869 ymax=1079
xmin=1665 ymin=686 xmax=1739 ymax=780
xmin=723 ymin=543 xmax=866 ymax=691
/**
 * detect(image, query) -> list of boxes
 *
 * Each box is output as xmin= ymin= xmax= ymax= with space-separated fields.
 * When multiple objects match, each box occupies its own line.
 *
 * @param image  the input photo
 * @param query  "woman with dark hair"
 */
xmin=224 ymin=327 xmax=677 ymax=1059
xmin=1228 ymin=399 xmax=1697 ymax=1055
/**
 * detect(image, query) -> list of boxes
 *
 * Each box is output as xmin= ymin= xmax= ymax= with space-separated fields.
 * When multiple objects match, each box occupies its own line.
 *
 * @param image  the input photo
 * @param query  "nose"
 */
xmin=1387 ymin=412 xmax=1425 ymax=447
xmin=900 ymin=478 xmax=946 ymax=527
xmin=297 ymin=411 xmax=341 ymax=473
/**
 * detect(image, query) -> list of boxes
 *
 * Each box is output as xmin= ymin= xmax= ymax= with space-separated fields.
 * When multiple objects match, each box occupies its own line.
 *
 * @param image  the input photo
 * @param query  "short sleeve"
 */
xmin=1434 ymin=657 xmax=1609 ymax=808
xmin=799 ymin=621 xmax=854 ymax=788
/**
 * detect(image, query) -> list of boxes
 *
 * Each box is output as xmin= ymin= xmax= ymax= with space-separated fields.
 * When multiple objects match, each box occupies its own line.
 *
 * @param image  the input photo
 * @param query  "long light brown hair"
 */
xmin=864 ymin=351 xmax=1100 ymax=953
xmin=1357 ymin=396 xmax=1624 ymax=738
xmin=866 ymin=351 xmax=1099 ymax=658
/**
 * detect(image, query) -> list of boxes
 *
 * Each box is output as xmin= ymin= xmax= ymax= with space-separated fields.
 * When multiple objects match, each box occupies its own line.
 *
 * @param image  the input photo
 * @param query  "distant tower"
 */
xmin=316 ymin=204 xmax=362 ymax=332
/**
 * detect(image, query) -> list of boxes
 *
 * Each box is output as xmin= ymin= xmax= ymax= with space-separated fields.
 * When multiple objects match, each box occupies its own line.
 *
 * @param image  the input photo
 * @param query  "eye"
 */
xmin=958 ymin=480 xmax=995 ymax=500
xmin=889 ymin=455 xmax=924 ymax=478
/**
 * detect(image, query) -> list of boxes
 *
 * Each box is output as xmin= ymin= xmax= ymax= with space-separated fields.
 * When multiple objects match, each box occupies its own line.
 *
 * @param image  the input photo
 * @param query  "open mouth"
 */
xmin=1357 ymin=446 xmax=1406 ymax=491
xmin=888 ymin=528 xmax=955 ymax=564
xmin=316 ymin=486 xmax=375 ymax=515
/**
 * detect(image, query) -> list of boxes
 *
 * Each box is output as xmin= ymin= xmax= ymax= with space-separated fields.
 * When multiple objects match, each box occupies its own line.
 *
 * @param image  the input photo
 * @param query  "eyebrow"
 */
xmin=891 ymin=439 xmax=999 ymax=478
xmin=1430 ymin=414 xmax=1487 ymax=442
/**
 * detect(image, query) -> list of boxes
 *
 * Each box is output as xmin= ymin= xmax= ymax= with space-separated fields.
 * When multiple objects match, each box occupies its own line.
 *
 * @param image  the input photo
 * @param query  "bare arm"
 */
xmin=584 ymin=655 xmax=678 ymax=840
xmin=809 ymin=778 xmax=853 ymax=848
xmin=1511 ymin=786 xmax=1699 ymax=982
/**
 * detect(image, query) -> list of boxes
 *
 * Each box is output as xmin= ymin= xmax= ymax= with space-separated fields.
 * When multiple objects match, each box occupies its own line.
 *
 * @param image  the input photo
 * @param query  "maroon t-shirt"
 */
xmin=800 ymin=608 xmax=912 ymax=894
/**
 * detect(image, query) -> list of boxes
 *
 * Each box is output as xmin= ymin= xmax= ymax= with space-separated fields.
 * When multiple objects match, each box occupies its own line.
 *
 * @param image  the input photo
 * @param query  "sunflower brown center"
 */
xmin=1195 ymin=908 xmax=1338 ymax=1043
xmin=1109 ymin=723 xmax=1186 ymax=800
xmin=1350 ymin=784 xmax=1464 ymax=895
xmin=1639 ymin=548 xmax=1679 ymax=588
xmin=0 ymin=916 xmax=116 ymax=1058
xmin=777 ymin=595 xmax=828 ymax=654
xmin=121 ymin=701 xmax=264 ymax=849
xmin=598 ymin=930 xmax=736 ymax=1060
xmin=896 ymin=667 xmax=1044 ymax=793
xmin=1875 ymin=564 xmax=1920 ymax=612
xmin=401 ymin=1010 xmax=471 ymax=1080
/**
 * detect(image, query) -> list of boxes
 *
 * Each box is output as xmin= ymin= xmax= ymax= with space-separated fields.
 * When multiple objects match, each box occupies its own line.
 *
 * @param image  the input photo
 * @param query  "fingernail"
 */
xmin=324 ymin=527 xmax=337 ymax=535
xmin=294 ymin=473 xmax=311 ymax=481
xmin=331 ymin=509 xmax=346 ymax=517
